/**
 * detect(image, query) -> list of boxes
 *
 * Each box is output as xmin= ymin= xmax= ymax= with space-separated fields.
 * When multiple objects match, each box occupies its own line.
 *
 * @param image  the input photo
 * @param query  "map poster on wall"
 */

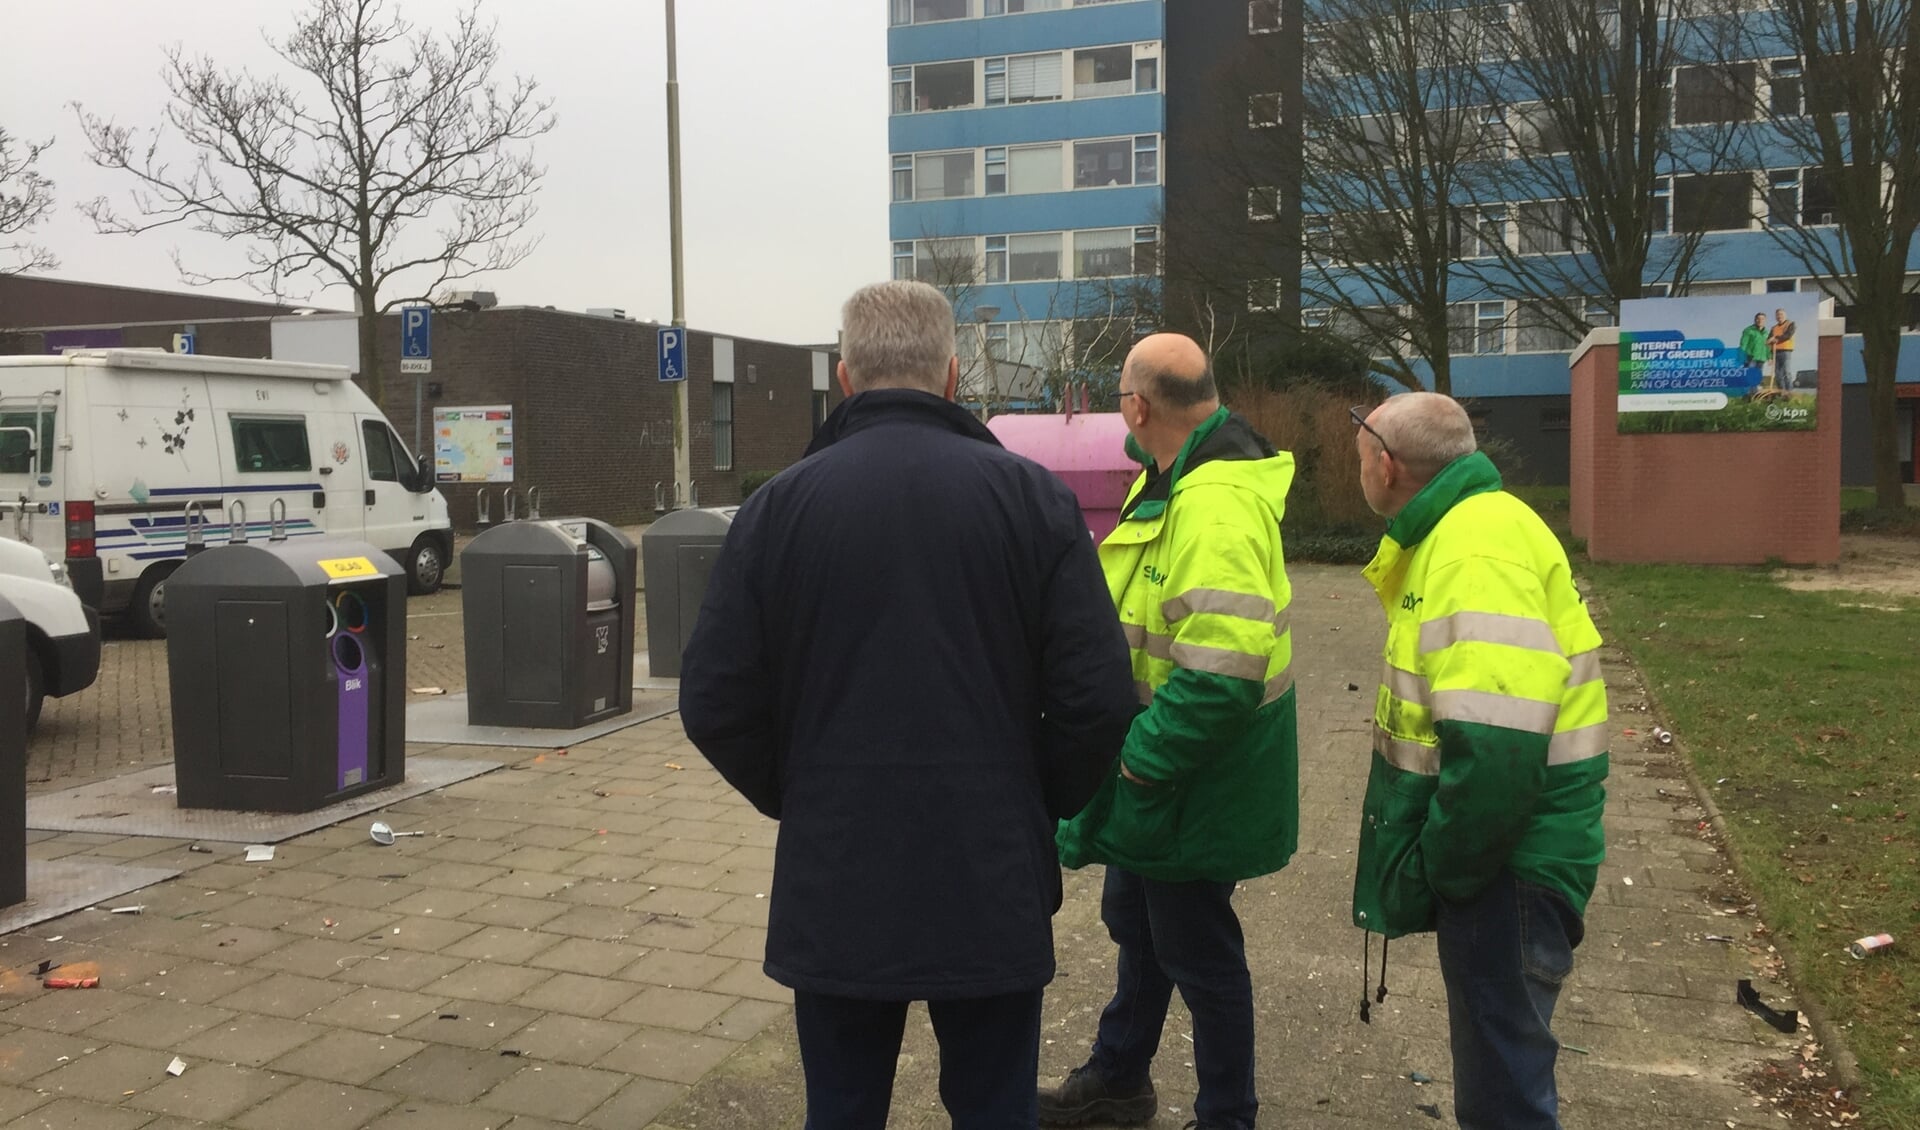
xmin=434 ymin=406 xmax=514 ymax=483
xmin=1617 ymin=294 xmax=1821 ymax=434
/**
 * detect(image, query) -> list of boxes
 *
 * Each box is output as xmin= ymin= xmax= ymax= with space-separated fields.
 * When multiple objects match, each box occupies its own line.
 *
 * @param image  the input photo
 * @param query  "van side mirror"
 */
xmin=415 ymin=453 xmax=434 ymax=493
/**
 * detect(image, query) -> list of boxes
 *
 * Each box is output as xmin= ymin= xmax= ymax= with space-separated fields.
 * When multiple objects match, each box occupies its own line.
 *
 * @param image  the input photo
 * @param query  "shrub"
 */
xmin=739 ymin=470 xmax=779 ymax=500
xmin=1231 ymin=383 xmax=1382 ymax=534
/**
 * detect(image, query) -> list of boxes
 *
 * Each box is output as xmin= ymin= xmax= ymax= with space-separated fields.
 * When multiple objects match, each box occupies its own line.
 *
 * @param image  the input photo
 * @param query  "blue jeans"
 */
xmin=794 ymin=988 xmax=1043 ymax=1129
xmin=1089 ymin=867 xmax=1258 ymax=1130
xmin=1435 ymin=870 xmax=1584 ymax=1130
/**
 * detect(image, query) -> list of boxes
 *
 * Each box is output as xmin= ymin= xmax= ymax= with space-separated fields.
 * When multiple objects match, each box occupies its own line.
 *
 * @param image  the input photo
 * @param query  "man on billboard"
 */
xmin=1770 ymin=308 xmax=1798 ymax=391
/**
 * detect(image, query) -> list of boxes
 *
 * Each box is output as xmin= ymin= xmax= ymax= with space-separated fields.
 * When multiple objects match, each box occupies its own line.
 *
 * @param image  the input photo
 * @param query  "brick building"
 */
xmin=2 ymin=297 xmax=843 ymax=530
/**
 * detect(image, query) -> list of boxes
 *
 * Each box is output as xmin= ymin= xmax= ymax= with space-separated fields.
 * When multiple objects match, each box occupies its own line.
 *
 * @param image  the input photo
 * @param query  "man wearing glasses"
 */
xmin=1042 ymin=333 xmax=1298 ymax=1130
xmin=1348 ymin=393 xmax=1609 ymax=1130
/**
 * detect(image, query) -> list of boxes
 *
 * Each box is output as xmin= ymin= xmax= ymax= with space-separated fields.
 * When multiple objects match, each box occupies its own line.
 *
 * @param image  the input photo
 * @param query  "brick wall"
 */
xmin=367 ymin=308 xmax=840 ymax=530
xmin=1570 ymin=327 xmax=1841 ymax=565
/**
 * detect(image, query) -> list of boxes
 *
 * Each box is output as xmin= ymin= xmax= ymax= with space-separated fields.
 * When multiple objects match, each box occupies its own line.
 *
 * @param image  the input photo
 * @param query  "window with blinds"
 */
xmin=1074 ymin=228 xmax=1134 ymax=278
xmin=712 ymin=384 xmax=734 ymax=472
xmin=986 ymin=52 xmax=1063 ymax=105
xmin=1008 ymin=145 xmax=1063 ymax=194
xmin=1009 ymin=234 xmax=1063 ymax=281
xmin=914 ymin=152 xmax=976 ymax=200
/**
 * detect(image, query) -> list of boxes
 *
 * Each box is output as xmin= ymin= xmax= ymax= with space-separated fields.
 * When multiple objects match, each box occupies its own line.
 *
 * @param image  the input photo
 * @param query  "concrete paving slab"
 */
xmin=404 ymin=693 xmax=679 ymax=748
xmin=0 ymin=859 xmax=183 ymax=937
xmin=26 ymin=759 xmax=502 ymax=843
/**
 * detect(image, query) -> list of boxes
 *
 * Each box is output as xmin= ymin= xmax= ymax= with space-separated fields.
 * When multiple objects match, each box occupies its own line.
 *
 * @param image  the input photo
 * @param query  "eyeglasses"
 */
xmin=1349 ymin=405 xmax=1394 ymax=461
xmin=1118 ymin=390 xmax=1146 ymax=404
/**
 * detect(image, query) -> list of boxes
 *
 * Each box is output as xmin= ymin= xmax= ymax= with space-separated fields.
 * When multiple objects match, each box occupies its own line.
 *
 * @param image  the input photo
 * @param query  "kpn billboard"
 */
xmin=1617 ymin=294 xmax=1820 ymax=433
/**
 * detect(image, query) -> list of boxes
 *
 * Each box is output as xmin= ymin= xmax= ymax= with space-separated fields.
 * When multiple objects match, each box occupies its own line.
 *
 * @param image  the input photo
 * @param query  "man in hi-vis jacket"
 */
xmin=1350 ymin=392 xmax=1608 ymax=1130
xmin=1042 ymin=334 xmax=1298 ymax=1130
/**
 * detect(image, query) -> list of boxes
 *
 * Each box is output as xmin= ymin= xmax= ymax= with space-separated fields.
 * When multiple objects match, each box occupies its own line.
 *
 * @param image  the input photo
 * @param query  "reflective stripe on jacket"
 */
xmin=1057 ymin=408 xmax=1301 ymax=883
xmin=1351 ymin=451 xmax=1608 ymax=939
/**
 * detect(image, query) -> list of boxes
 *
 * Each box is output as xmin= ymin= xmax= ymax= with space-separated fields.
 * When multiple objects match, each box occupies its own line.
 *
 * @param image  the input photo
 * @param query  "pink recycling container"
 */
xmin=988 ymin=411 xmax=1138 ymax=543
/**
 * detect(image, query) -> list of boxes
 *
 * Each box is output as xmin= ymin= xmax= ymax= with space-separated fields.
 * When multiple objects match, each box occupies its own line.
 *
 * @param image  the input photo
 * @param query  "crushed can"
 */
xmin=1849 ymin=933 xmax=1894 ymax=960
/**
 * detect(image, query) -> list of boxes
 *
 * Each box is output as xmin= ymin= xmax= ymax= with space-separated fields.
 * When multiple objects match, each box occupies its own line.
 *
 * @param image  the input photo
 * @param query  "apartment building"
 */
xmin=888 ymin=0 xmax=1167 ymax=404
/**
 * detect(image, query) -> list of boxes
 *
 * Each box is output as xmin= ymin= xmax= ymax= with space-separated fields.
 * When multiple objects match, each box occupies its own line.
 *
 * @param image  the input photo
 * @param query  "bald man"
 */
xmin=1350 ymin=393 xmax=1609 ymax=1130
xmin=1043 ymin=335 xmax=1300 ymax=1130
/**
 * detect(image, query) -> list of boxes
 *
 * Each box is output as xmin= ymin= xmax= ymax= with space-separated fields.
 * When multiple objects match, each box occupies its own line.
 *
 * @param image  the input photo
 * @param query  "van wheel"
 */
xmin=407 ymin=535 xmax=447 ymax=595
xmin=131 ymin=564 xmax=177 ymax=639
xmin=25 ymin=649 xmax=44 ymax=733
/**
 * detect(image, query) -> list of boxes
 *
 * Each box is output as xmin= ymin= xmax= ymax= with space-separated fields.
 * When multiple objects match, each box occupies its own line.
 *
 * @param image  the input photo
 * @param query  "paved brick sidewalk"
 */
xmin=646 ymin=566 xmax=1813 ymax=1129
xmin=5 ymin=720 xmax=782 ymax=1130
xmin=0 ymin=565 xmax=1816 ymax=1128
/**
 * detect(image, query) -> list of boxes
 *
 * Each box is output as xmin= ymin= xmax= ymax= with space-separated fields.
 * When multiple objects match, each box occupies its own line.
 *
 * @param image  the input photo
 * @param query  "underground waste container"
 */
xmin=462 ymin=518 xmax=637 ymax=729
xmin=639 ymin=507 xmax=736 ymax=680
xmin=167 ymin=540 xmax=408 ymax=813
xmin=0 ymin=595 xmax=24 ymax=907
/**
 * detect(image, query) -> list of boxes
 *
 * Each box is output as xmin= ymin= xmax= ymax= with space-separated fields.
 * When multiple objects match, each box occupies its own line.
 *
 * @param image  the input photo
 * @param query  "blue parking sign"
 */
xmin=401 ymin=306 xmax=432 ymax=373
xmin=658 ymin=327 xmax=686 ymax=383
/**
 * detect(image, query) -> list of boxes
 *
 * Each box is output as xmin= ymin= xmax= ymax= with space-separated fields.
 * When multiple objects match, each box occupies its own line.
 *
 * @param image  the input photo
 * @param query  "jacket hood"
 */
xmin=1121 ymin=408 xmax=1287 ymax=522
xmin=805 ymin=389 xmax=1003 ymax=457
xmin=1383 ymin=450 xmax=1502 ymax=549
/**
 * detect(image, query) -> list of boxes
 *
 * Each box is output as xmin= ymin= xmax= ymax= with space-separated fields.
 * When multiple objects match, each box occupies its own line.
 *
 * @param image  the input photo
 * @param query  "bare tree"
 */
xmin=0 ymin=128 xmax=58 ymax=275
xmin=1465 ymin=0 xmax=1724 ymax=343
xmin=1297 ymin=0 xmax=1510 ymax=394
xmin=74 ymin=0 xmax=554 ymax=404
xmin=1694 ymin=0 xmax=1917 ymax=509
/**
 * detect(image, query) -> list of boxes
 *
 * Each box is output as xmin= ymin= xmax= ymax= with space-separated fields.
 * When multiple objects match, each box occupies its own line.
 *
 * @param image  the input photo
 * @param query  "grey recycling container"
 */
xmin=461 ymin=518 xmax=637 ymax=729
xmin=166 ymin=540 xmax=408 ymax=813
xmin=0 ymin=596 xmax=24 ymax=908
xmin=640 ymin=507 xmax=736 ymax=679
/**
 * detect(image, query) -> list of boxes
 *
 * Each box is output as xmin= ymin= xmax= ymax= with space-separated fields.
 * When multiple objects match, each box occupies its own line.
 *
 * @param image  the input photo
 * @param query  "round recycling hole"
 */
xmin=334 ymin=591 xmax=370 ymax=634
xmin=332 ymin=632 xmax=365 ymax=674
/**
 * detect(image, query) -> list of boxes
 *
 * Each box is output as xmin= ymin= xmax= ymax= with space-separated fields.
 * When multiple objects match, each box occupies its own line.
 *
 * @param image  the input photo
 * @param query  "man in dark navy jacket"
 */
xmin=680 ymin=280 xmax=1138 ymax=1130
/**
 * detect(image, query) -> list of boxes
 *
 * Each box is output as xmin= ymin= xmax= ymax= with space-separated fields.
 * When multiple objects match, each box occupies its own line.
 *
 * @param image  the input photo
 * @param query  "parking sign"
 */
xmin=658 ymin=327 xmax=686 ymax=383
xmin=401 ymin=306 xmax=432 ymax=374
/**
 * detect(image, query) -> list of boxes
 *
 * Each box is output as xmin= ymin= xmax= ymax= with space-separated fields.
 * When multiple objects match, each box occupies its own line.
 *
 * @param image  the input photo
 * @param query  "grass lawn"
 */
xmin=1587 ymin=562 xmax=1920 ymax=1128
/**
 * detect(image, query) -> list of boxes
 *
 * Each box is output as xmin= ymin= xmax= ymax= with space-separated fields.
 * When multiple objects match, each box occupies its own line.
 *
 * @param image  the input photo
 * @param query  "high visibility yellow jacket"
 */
xmin=1058 ymin=409 xmax=1300 ymax=883
xmin=1351 ymin=452 xmax=1609 ymax=939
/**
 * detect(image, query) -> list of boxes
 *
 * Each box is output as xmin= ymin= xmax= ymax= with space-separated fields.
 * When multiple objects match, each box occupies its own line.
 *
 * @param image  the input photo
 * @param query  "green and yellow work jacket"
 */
xmin=1058 ymin=408 xmax=1300 ymax=883
xmin=1352 ymin=452 xmax=1609 ymax=939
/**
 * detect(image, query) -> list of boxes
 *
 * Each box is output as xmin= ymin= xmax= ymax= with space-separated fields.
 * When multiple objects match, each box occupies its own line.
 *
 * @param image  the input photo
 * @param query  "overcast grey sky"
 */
xmin=4 ymin=0 xmax=885 ymax=344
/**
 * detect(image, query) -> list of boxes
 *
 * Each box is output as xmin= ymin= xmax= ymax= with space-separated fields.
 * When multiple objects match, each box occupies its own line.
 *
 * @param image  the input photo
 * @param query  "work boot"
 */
xmin=1037 ymin=1064 xmax=1157 ymax=1126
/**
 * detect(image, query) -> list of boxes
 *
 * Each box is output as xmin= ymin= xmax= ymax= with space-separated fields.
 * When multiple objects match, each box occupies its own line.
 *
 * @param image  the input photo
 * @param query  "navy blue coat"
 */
xmin=679 ymin=389 xmax=1137 ymax=1000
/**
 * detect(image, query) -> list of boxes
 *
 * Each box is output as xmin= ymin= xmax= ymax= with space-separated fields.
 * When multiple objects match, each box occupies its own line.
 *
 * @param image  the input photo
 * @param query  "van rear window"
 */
xmin=232 ymin=417 xmax=311 ymax=473
xmin=0 ymin=410 xmax=55 ymax=475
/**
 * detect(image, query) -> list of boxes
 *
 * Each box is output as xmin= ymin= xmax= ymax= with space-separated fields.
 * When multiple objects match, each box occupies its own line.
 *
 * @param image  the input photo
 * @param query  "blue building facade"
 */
xmin=888 ymin=0 xmax=1166 ymax=402
xmin=1283 ymin=0 xmax=1920 ymax=484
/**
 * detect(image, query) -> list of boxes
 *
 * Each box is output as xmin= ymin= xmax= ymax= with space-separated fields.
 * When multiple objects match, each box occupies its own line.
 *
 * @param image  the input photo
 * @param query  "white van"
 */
xmin=0 ymin=349 xmax=453 ymax=636
xmin=0 ymin=537 xmax=100 ymax=730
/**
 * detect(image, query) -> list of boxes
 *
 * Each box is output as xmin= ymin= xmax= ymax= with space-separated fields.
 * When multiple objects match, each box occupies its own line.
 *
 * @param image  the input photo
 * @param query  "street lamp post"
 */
xmin=665 ymin=0 xmax=691 ymax=507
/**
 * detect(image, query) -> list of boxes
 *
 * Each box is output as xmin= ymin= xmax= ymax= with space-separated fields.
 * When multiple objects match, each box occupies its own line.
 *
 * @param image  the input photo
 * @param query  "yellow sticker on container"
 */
xmin=317 ymin=556 xmax=379 ymax=580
